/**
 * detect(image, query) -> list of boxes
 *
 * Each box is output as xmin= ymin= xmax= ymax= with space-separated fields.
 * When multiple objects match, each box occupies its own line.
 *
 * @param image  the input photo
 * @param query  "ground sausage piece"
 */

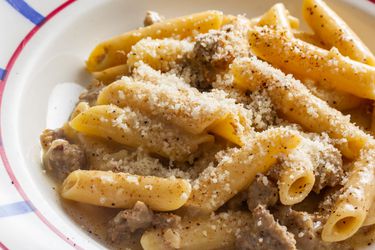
xmin=236 ymin=205 xmax=297 ymax=250
xmin=108 ymin=201 xmax=181 ymax=242
xmin=43 ymin=139 xmax=86 ymax=181
xmin=79 ymin=80 xmax=104 ymax=106
xmin=273 ymin=206 xmax=353 ymax=250
xmin=247 ymin=174 xmax=278 ymax=211
xmin=40 ymin=128 xmax=64 ymax=151
xmin=180 ymin=22 xmax=250 ymax=90
xmin=143 ymin=11 xmax=165 ymax=26
xmin=312 ymin=143 xmax=343 ymax=193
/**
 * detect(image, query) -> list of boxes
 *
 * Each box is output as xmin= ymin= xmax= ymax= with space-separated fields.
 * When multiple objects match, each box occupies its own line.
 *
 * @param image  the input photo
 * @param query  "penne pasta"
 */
xmin=322 ymin=146 xmax=375 ymax=242
xmin=69 ymin=105 xmax=213 ymax=161
xmin=302 ymin=79 xmax=364 ymax=111
xmin=248 ymin=27 xmax=375 ymax=100
xmin=61 ymin=170 xmax=191 ymax=211
xmin=70 ymin=101 xmax=90 ymax=120
xmin=92 ymin=64 xmax=129 ymax=85
xmin=222 ymin=14 xmax=259 ymax=28
xmin=141 ymin=211 xmax=253 ymax=250
xmin=363 ymin=201 xmax=375 ymax=227
xmin=127 ymin=38 xmax=193 ymax=72
xmin=231 ymin=56 xmax=373 ymax=159
xmin=302 ymin=0 xmax=375 ymax=66
xmin=96 ymin=78 xmax=228 ymax=135
xmin=97 ymin=64 xmax=252 ymax=145
xmin=182 ymin=127 xmax=301 ymax=215
xmin=257 ymin=3 xmax=293 ymax=31
xmin=86 ymin=11 xmax=224 ymax=72
xmin=293 ymin=31 xmax=329 ymax=49
xmin=278 ymin=143 xmax=315 ymax=206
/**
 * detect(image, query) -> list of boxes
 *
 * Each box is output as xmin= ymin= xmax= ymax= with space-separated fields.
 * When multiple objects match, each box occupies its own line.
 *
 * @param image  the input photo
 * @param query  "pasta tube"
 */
xmin=222 ymin=15 xmax=260 ymax=27
xmin=257 ymin=3 xmax=293 ymax=31
xmin=97 ymin=65 xmax=252 ymax=145
xmin=70 ymin=102 xmax=90 ymax=120
xmin=92 ymin=64 xmax=129 ymax=84
xmin=293 ymin=31 xmax=328 ymax=49
xmin=303 ymin=0 xmax=375 ymax=66
xmin=302 ymin=79 xmax=363 ymax=111
xmin=278 ymin=144 xmax=315 ymax=206
xmin=322 ymin=146 xmax=375 ymax=241
xmin=61 ymin=170 xmax=191 ymax=211
xmin=141 ymin=211 xmax=252 ymax=250
xmin=86 ymin=11 xmax=224 ymax=72
xmin=183 ymin=127 xmax=301 ymax=215
xmin=231 ymin=57 xmax=373 ymax=159
xmin=69 ymin=105 xmax=213 ymax=161
xmin=249 ymin=27 xmax=375 ymax=100
xmin=96 ymin=79 xmax=228 ymax=135
xmin=363 ymin=201 xmax=375 ymax=227
xmin=127 ymin=38 xmax=193 ymax=72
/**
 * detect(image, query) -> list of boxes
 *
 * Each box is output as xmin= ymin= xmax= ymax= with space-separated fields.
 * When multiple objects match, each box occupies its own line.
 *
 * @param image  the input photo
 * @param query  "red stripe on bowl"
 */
xmin=0 ymin=1 xmax=83 ymax=249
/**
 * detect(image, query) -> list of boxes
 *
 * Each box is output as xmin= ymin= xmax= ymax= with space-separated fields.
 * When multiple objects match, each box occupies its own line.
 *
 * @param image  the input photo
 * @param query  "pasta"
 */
xmin=278 ymin=142 xmax=315 ymax=206
xmin=141 ymin=211 xmax=252 ymax=250
xmin=96 ymin=78 xmax=228 ymax=135
xmin=126 ymin=38 xmax=193 ymax=72
xmin=293 ymin=31 xmax=328 ymax=49
xmin=249 ymin=27 xmax=375 ymax=100
xmin=97 ymin=64 xmax=252 ymax=145
xmin=39 ymin=2 xmax=375 ymax=249
xmin=86 ymin=11 xmax=224 ymax=72
xmin=363 ymin=201 xmax=375 ymax=227
xmin=92 ymin=64 xmax=129 ymax=84
xmin=183 ymin=127 xmax=301 ymax=215
xmin=257 ymin=3 xmax=293 ymax=31
xmin=302 ymin=0 xmax=375 ymax=66
xmin=231 ymin=56 xmax=373 ymax=159
xmin=322 ymin=146 xmax=375 ymax=241
xmin=302 ymin=79 xmax=364 ymax=111
xmin=61 ymin=170 xmax=191 ymax=211
xmin=70 ymin=105 xmax=213 ymax=161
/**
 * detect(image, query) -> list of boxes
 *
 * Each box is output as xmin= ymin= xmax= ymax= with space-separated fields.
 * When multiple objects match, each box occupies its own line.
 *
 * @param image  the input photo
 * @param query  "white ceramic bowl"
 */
xmin=0 ymin=0 xmax=374 ymax=249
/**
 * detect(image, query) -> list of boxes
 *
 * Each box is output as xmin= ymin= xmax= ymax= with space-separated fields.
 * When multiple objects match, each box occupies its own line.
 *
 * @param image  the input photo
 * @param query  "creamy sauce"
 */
xmin=62 ymin=200 xmax=142 ymax=250
xmin=347 ymin=225 xmax=375 ymax=249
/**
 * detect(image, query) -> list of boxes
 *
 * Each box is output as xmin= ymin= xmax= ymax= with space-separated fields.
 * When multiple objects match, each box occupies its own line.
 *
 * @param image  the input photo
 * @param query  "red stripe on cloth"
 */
xmin=0 ymin=1 xmax=83 ymax=249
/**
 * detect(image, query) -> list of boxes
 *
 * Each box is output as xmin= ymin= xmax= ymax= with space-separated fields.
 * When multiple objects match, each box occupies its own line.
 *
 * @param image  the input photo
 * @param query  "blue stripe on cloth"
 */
xmin=0 ymin=201 xmax=33 ymax=217
xmin=0 ymin=68 xmax=6 ymax=80
xmin=5 ymin=0 xmax=45 ymax=25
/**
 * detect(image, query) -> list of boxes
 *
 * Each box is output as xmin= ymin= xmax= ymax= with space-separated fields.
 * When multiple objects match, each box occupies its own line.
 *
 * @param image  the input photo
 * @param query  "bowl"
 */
xmin=0 ymin=0 xmax=374 ymax=249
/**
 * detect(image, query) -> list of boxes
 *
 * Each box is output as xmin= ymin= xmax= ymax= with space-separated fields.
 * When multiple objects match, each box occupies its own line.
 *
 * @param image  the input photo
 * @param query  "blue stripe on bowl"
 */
xmin=0 ymin=201 xmax=33 ymax=217
xmin=5 ymin=0 xmax=45 ymax=25
xmin=0 ymin=68 xmax=6 ymax=81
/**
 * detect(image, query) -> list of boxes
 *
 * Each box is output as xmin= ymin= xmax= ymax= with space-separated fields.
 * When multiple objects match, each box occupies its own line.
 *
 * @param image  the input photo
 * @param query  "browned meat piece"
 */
xmin=273 ymin=206 xmax=353 ymax=250
xmin=152 ymin=213 xmax=181 ymax=229
xmin=247 ymin=174 xmax=278 ymax=211
xmin=43 ymin=139 xmax=86 ymax=181
xmin=40 ymin=128 xmax=64 ymax=151
xmin=236 ymin=205 xmax=297 ymax=250
xmin=312 ymin=143 xmax=343 ymax=193
xmin=108 ymin=201 xmax=181 ymax=242
xmin=143 ymin=11 xmax=165 ymax=26
xmin=193 ymin=30 xmax=236 ymax=70
xmin=180 ymin=22 xmax=249 ymax=90
xmin=227 ymin=191 xmax=248 ymax=210
xmin=318 ymin=187 xmax=342 ymax=216
xmin=79 ymin=80 xmax=105 ymax=106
